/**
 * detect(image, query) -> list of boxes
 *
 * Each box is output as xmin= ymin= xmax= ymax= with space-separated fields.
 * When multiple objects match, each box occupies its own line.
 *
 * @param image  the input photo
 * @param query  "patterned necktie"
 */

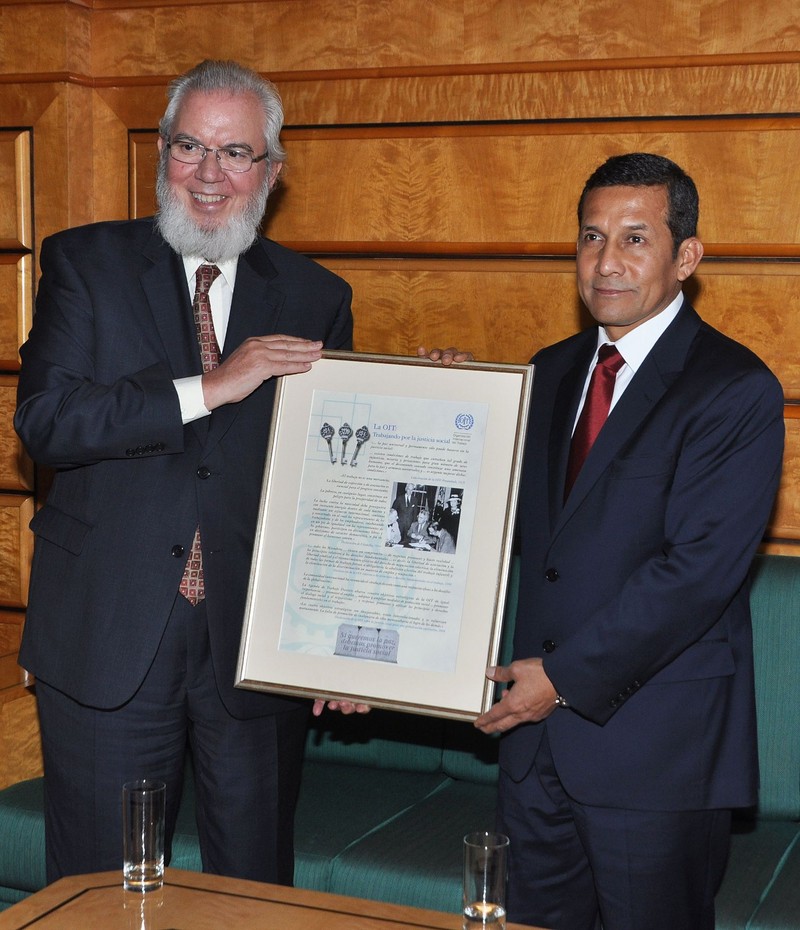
xmin=564 ymin=344 xmax=625 ymax=500
xmin=179 ymin=263 xmax=222 ymax=605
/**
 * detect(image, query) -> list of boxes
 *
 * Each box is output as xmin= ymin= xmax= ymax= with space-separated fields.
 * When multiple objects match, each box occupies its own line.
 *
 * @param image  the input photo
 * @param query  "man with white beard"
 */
xmin=14 ymin=59 xmax=353 ymax=885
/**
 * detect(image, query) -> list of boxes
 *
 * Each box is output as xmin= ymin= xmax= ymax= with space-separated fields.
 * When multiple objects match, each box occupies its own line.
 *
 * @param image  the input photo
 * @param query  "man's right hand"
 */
xmin=202 ymin=335 xmax=323 ymax=409
xmin=416 ymin=346 xmax=474 ymax=366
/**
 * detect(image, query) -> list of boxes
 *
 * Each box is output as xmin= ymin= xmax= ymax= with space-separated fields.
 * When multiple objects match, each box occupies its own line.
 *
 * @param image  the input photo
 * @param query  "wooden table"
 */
xmin=0 ymin=869 xmax=538 ymax=929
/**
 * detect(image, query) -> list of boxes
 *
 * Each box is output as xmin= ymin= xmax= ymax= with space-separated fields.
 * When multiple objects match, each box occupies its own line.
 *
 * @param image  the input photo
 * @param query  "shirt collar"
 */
xmin=181 ymin=255 xmax=239 ymax=291
xmin=596 ymin=291 xmax=685 ymax=372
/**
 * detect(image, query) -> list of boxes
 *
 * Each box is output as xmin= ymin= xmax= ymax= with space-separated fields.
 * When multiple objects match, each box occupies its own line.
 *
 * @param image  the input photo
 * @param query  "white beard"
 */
xmin=155 ymin=165 xmax=270 ymax=263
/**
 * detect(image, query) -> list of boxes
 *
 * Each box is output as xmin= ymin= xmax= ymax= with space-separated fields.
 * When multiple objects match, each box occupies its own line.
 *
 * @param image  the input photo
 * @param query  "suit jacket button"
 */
xmin=542 ymin=640 xmax=556 ymax=653
xmin=544 ymin=568 xmax=559 ymax=582
xmin=197 ymin=466 xmax=211 ymax=479
xmin=171 ymin=545 xmax=185 ymax=557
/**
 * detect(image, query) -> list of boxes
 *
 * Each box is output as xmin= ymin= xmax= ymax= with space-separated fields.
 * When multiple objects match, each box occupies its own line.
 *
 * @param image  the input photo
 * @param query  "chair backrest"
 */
xmin=304 ymin=708 xmax=446 ymax=773
xmin=750 ymin=554 xmax=800 ymax=820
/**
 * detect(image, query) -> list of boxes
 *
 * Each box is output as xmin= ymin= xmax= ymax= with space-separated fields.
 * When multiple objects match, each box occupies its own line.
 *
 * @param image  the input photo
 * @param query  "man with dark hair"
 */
xmin=475 ymin=152 xmax=784 ymax=929
xmin=576 ymin=150 xmax=700 ymax=254
xmin=15 ymin=59 xmax=353 ymax=884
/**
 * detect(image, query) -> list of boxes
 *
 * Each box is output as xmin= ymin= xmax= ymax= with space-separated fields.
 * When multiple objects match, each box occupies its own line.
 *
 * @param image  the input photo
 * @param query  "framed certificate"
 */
xmin=236 ymin=351 xmax=533 ymax=720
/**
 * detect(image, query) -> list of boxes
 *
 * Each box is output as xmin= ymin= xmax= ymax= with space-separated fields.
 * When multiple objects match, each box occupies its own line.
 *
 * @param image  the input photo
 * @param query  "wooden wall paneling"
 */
xmin=270 ymin=119 xmax=800 ymax=254
xmin=0 ymin=254 xmax=31 ymax=371
xmin=0 ymin=82 xmax=92 ymax=250
xmin=0 ymin=689 xmax=42 ymax=789
xmin=0 ymin=494 xmax=33 ymax=608
xmin=278 ymin=60 xmax=800 ymax=127
xmin=767 ymin=409 xmax=800 ymax=555
xmin=89 ymin=88 xmax=142 ymax=225
xmin=317 ymin=257 xmax=582 ymax=359
xmin=0 ymin=1 xmax=89 ymax=75
xmin=61 ymin=83 xmax=100 ymax=232
xmin=0 ymin=648 xmax=23 ymax=690
xmin=689 ymin=262 xmax=800 ymax=399
xmin=85 ymin=0 xmax=800 ymax=77
xmin=0 ymin=84 xmax=67 ymax=252
xmin=0 ymin=129 xmax=31 ymax=250
xmin=0 ymin=607 xmax=25 ymax=701
xmin=0 ymin=609 xmax=22 ymax=658
xmin=0 ymin=376 xmax=32 ymax=492
xmin=96 ymin=85 xmax=176 ymax=142
xmin=320 ymin=258 xmax=800 ymax=399
xmin=129 ymin=130 xmax=159 ymax=219
xmin=132 ymin=118 xmax=800 ymax=256
xmin=95 ymin=60 xmax=800 ymax=132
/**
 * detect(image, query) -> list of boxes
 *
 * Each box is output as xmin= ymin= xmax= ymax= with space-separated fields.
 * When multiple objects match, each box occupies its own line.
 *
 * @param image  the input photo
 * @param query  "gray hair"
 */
xmin=159 ymin=59 xmax=287 ymax=167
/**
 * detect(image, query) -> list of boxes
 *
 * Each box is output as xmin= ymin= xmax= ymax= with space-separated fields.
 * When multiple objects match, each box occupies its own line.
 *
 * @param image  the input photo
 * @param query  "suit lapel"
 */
xmin=547 ymin=335 xmax=596 ymax=530
xmin=555 ymin=304 xmax=703 ymax=529
xmin=140 ymin=230 xmax=199 ymax=380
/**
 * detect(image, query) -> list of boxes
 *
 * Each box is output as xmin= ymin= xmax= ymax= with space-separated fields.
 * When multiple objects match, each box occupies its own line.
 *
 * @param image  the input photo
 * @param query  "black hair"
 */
xmin=577 ymin=152 xmax=699 ymax=256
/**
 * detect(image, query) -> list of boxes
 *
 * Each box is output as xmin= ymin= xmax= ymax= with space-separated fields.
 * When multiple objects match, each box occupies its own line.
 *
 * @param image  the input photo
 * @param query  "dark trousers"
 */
xmin=36 ymin=594 xmax=309 ymax=885
xmin=497 ymin=729 xmax=731 ymax=930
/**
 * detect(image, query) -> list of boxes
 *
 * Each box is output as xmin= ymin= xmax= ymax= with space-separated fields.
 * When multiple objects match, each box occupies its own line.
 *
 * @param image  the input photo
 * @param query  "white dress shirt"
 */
xmin=173 ymin=256 xmax=238 ymax=423
xmin=571 ymin=292 xmax=684 ymax=434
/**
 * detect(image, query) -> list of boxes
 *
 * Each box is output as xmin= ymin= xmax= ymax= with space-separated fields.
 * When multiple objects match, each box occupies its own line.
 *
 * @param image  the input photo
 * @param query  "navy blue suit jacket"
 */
xmin=15 ymin=217 xmax=353 ymax=717
xmin=500 ymin=303 xmax=784 ymax=811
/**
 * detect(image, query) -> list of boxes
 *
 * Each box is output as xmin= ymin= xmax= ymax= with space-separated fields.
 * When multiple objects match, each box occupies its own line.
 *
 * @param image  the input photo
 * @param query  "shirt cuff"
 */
xmin=174 ymin=375 xmax=211 ymax=424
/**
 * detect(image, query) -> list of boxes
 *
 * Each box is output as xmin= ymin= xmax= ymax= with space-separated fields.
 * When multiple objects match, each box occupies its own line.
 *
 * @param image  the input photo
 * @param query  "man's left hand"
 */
xmin=474 ymin=658 xmax=558 ymax=734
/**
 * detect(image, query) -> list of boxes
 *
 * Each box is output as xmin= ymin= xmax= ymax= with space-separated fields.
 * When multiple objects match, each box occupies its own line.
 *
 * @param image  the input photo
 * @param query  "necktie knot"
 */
xmin=196 ymin=262 xmax=221 ymax=296
xmin=597 ymin=343 xmax=625 ymax=374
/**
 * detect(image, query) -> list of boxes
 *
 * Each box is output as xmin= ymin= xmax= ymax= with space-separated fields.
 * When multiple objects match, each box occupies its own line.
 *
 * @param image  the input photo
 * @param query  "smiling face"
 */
xmin=576 ymin=184 xmax=703 ymax=340
xmin=155 ymin=89 xmax=283 ymax=261
xmin=159 ymin=88 xmax=279 ymax=225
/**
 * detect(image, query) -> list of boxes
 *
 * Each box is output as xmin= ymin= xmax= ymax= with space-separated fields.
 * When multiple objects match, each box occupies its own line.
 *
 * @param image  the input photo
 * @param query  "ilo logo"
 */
xmin=455 ymin=413 xmax=474 ymax=431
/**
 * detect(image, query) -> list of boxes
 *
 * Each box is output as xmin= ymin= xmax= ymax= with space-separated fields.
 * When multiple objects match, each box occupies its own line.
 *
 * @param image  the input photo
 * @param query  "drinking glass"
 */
xmin=462 ymin=831 xmax=509 ymax=928
xmin=122 ymin=779 xmax=166 ymax=892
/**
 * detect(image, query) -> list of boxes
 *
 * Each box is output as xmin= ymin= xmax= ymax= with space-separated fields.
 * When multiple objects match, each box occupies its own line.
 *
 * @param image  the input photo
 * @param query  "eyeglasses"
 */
xmin=165 ymin=139 xmax=269 ymax=173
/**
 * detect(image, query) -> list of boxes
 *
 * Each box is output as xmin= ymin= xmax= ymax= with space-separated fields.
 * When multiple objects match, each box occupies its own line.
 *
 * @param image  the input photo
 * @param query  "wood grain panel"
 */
xmin=690 ymin=263 xmax=800 ymax=398
xmin=0 ymin=609 xmax=22 ymax=656
xmin=318 ymin=257 xmax=800 ymax=397
xmin=772 ymin=415 xmax=800 ymax=544
xmin=318 ymin=258 xmax=583 ymax=360
xmin=0 ymin=376 xmax=32 ymax=491
xmin=0 ymin=254 xmax=31 ymax=371
xmin=98 ymin=61 xmax=800 ymax=135
xmin=0 ymin=494 xmax=33 ymax=608
xmin=0 ymin=129 xmax=31 ymax=250
xmin=0 ymin=651 xmax=23 ymax=689
xmin=131 ymin=119 xmax=800 ymax=256
xmin=84 ymin=0 xmax=800 ymax=76
xmin=130 ymin=131 xmax=159 ymax=218
xmin=0 ymin=3 xmax=88 ymax=75
xmin=0 ymin=83 xmax=77 ymax=249
xmin=271 ymin=120 xmax=800 ymax=254
xmin=0 ymin=689 xmax=42 ymax=789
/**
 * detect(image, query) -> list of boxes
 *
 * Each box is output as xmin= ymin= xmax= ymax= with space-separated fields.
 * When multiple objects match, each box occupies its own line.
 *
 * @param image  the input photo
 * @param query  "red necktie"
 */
xmin=179 ymin=263 xmax=222 ymax=606
xmin=564 ymin=344 xmax=625 ymax=499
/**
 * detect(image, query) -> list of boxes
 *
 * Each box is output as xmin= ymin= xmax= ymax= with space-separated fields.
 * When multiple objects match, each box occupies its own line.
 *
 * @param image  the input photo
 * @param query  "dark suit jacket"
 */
xmin=500 ymin=303 xmax=784 ymax=811
xmin=15 ymin=217 xmax=353 ymax=718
